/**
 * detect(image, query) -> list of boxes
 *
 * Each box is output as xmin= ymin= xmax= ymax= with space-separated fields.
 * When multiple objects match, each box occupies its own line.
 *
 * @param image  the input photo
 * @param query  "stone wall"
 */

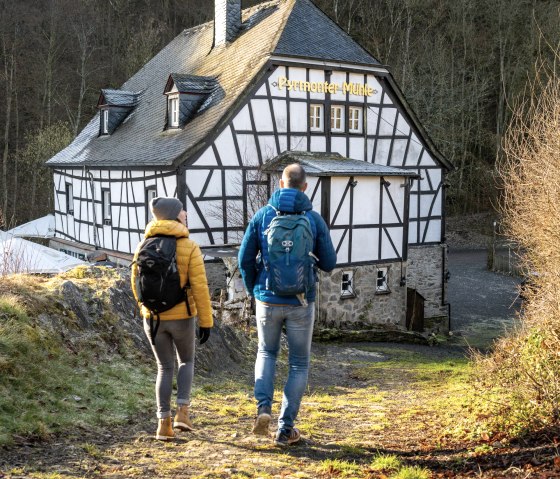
xmin=407 ymin=244 xmax=448 ymax=319
xmin=316 ymin=263 xmax=407 ymax=329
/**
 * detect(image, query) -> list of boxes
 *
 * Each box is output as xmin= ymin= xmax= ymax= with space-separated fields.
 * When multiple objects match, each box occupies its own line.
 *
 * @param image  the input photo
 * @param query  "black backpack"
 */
xmin=133 ymin=235 xmax=190 ymax=343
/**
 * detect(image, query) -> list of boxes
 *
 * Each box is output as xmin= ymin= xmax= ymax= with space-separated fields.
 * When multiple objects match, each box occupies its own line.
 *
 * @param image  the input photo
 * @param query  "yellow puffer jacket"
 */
xmin=131 ymin=220 xmax=213 ymax=328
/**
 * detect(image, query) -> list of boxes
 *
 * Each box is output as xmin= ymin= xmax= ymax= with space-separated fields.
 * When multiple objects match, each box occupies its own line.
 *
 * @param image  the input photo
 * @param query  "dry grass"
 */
xmin=473 ymin=59 xmax=560 ymax=435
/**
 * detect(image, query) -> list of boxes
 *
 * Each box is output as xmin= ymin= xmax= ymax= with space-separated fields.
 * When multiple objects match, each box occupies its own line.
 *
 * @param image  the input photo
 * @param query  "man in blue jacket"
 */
xmin=238 ymin=163 xmax=336 ymax=446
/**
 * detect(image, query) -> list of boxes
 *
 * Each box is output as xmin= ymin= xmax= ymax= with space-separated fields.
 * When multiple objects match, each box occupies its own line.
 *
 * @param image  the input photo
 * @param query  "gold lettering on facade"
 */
xmin=276 ymin=76 xmax=376 ymax=97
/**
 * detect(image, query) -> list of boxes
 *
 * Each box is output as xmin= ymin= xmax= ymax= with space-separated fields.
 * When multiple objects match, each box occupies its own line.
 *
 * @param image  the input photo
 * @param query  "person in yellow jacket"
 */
xmin=131 ymin=197 xmax=213 ymax=441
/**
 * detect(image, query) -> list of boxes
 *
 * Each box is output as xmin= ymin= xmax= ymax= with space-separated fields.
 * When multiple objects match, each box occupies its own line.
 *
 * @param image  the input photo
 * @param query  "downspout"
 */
xmin=87 ymin=169 xmax=99 ymax=249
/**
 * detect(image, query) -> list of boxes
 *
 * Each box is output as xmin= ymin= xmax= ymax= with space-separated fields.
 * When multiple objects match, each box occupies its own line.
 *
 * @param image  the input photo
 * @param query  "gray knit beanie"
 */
xmin=150 ymin=197 xmax=183 ymax=220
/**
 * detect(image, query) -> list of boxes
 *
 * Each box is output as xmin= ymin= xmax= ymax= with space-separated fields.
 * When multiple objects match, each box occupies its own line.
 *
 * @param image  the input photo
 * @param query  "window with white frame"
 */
xmin=331 ymin=105 xmax=344 ymax=132
xmin=146 ymin=187 xmax=157 ymax=223
xmin=376 ymin=267 xmax=389 ymax=293
xmin=309 ymin=104 xmax=324 ymax=132
xmin=340 ymin=270 xmax=355 ymax=298
xmin=102 ymin=109 xmax=109 ymax=134
xmin=168 ymin=95 xmax=179 ymax=128
xmin=102 ymin=189 xmax=111 ymax=224
xmin=66 ymin=183 xmax=74 ymax=215
xmin=348 ymin=106 xmax=363 ymax=133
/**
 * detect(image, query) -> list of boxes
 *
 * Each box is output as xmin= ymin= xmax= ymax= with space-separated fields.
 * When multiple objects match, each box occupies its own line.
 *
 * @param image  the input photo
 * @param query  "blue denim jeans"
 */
xmin=254 ymin=301 xmax=315 ymax=431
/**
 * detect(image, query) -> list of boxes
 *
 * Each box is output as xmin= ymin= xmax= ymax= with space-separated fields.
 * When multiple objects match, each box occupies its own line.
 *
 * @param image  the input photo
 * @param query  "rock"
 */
xmin=57 ymin=280 xmax=92 ymax=328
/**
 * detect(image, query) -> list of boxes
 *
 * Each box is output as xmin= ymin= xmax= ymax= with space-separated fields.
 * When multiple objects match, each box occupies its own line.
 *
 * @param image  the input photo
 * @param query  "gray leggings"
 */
xmin=144 ymin=317 xmax=196 ymax=418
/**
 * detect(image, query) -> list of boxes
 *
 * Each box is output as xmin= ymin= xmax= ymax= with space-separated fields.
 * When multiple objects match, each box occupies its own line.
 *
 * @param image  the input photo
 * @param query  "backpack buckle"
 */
xmin=282 ymin=240 xmax=293 ymax=248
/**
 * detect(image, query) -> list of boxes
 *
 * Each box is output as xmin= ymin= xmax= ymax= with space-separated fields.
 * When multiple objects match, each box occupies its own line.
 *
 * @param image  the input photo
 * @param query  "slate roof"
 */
xmin=273 ymin=0 xmax=379 ymax=65
xmin=44 ymin=0 xmax=390 ymax=169
xmin=98 ymin=89 xmax=141 ymax=107
xmin=263 ymin=151 xmax=419 ymax=177
xmin=167 ymin=74 xmax=218 ymax=94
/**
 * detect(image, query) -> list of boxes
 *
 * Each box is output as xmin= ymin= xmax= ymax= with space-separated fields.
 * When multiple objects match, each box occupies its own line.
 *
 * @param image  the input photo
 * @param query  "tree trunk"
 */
xmin=40 ymin=2 xmax=58 ymax=129
xmin=401 ymin=2 xmax=412 ymax=91
xmin=12 ymin=81 xmax=18 ymax=222
xmin=75 ymin=45 xmax=87 ymax=137
xmin=74 ymin=22 xmax=93 ymax=137
xmin=2 ymin=36 xmax=15 ymax=219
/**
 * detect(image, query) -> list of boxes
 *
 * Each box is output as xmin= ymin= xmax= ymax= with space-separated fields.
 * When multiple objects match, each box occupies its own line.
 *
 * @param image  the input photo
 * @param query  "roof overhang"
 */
xmin=269 ymin=55 xmax=389 ymax=74
xmin=262 ymin=151 xmax=420 ymax=178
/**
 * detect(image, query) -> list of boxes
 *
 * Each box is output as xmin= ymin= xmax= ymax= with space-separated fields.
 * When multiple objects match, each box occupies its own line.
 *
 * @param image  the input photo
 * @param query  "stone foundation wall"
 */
xmin=407 ymin=244 xmax=448 ymax=318
xmin=317 ymin=263 xmax=407 ymax=329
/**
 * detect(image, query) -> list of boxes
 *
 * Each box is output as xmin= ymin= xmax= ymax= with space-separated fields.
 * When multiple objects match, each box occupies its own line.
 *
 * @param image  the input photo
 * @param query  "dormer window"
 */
xmin=168 ymin=95 xmax=179 ymax=128
xmin=102 ymin=109 xmax=109 ymax=135
xmin=163 ymin=74 xmax=219 ymax=130
xmin=97 ymin=89 xmax=140 ymax=136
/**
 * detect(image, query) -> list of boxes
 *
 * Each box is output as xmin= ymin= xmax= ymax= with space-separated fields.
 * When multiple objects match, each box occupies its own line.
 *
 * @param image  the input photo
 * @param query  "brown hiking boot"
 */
xmin=156 ymin=417 xmax=175 ymax=441
xmin=252 ymin=405 xmax=272 ymax=436
xmin=174 ymin=405 xmax=194 ymax=431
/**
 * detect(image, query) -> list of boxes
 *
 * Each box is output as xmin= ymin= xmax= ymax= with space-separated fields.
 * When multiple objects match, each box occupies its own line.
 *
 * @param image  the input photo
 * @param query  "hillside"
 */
xmin=1 ymin=267 xmax=559 ymax=478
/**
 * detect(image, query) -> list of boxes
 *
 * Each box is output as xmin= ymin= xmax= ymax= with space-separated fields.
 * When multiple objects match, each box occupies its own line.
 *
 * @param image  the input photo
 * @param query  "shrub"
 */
xmin=474 ymin=57 xmax=560 ymax=434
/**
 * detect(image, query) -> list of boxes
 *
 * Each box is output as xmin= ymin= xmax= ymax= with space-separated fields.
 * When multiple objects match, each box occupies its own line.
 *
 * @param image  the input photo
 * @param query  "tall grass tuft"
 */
xmin=473 ymin=56 xmax=560 ymax=435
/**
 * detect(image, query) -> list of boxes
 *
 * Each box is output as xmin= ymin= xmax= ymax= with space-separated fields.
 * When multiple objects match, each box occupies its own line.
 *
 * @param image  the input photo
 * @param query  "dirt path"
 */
xmin=447 ymin=249 xmax=521 ymax=350
xmin=0 ymin=249 xmax=555 ymax=478
xmin=2 ymin=341 xmax=558 ymax=479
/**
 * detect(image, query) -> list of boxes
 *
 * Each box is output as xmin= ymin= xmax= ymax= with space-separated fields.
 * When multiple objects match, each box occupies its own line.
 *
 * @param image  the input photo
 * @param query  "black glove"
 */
xmin=198 ymin=327 xmax=211 ymax=345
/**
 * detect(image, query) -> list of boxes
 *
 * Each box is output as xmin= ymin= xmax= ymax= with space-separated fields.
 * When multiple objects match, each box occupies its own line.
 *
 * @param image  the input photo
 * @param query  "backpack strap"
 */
xmin=148 ymin=311 xmax=161 ymax=345
xmin=183 ymin=279 xmax=192 ymax=317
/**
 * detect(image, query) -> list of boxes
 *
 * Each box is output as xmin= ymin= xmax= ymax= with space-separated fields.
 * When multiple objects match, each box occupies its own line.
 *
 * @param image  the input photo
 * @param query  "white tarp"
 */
xmin=0 ymin=231 xmax=85 ymax=274
xmin=7 ymin=214 xmax=55 ymax=238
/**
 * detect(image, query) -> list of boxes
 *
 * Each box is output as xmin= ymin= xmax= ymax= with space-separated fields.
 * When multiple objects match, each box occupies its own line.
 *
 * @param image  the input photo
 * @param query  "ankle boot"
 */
xmin=174 ymin=404 xmax=194 ymax=431
xmin=156 ymin=417 xmax=175 ymax=441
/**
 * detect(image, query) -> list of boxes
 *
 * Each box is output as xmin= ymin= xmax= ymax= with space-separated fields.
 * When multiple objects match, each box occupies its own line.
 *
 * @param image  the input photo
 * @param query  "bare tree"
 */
xmin=73 ymin=20 xmax=97 ymax=137
xmin=1 ymin=27 xmax=17 ymax=219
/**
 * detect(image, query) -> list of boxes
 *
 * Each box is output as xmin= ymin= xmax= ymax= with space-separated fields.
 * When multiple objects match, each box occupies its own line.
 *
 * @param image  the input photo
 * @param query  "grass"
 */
xmin=370 ymin=453 xmax=401 ymax=472
xmin=2 ymin=272 xmax=520 ymax=479
xmin=390 ymin=466 xmax=431 ymax=479
xmin=0 ymin=271 xmax=153 ymax=446
xmin=319 ymin=458 xmax=361 ymax=476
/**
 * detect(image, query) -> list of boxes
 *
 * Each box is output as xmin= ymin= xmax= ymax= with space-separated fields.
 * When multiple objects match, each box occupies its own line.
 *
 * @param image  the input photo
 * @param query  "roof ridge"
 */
xmin=178 ymin=0 xmax=282 ymax=38
xmin=303 ymin=0 xmax=380 ymax=64
xmin=267 ymin=0 xmax=297 ymax=54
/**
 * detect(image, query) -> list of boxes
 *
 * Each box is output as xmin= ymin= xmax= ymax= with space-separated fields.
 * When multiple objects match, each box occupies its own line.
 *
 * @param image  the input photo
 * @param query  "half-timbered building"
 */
xmin=46 ymin=0 xmax=452 ymax=331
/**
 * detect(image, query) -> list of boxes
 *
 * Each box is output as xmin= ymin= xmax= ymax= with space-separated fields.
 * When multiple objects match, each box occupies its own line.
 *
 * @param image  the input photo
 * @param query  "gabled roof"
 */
xmin=274 ymin=0 xmax=379 ymax=65
xmin=263 ymin=151 xmax=419 ymax=177
xmin=164 ymin=74 xmax=219 ymax=94
xmin=97 ymin=89 xmax=141 ymax=108
xmin=46 ymin=0 xmax=440 ymax=170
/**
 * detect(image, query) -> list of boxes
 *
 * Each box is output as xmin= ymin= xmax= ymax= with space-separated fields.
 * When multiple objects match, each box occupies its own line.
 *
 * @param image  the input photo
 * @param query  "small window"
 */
xmin=340 ymin=270 xmax=355 ymax=298
xmin=310 ymin=104 xmax=324 ymax=132
xmin=66 ymin=183 xmax=74 ymax=215
xmin=376 ymin=267 xmax=389 ymax=294
xmin=168 ymin=95 xmax=179 ymax=128
xmin=146 ymin=187 xmax=157 ymax=223
xmin=349 ymin=106 xmax=363 ymax=133
xmin=59 ymin=249 xmax=86 ymax=260
xmin=331 ymin=105 xmax=344 ymax=132
xmin=102 ymin=189 xmax=111 ymax=225
xmin=102 ymin=109 xmax=109 ymax=134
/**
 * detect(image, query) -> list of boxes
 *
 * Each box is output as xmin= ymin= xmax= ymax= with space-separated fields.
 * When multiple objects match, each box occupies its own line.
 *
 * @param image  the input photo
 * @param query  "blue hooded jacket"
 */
xmin=238 ymin=188 xmax=337 ymax=305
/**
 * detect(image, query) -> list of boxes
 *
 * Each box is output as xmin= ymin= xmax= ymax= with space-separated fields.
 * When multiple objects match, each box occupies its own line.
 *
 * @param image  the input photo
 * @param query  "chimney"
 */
xmin=214 ymin=0 xmax=241 ymax=47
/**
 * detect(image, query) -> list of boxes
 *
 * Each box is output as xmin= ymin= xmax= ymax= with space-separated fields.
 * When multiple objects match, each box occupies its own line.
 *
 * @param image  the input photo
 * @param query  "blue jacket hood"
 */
xmin=268 ymin=188 xmax=312 ymax=213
